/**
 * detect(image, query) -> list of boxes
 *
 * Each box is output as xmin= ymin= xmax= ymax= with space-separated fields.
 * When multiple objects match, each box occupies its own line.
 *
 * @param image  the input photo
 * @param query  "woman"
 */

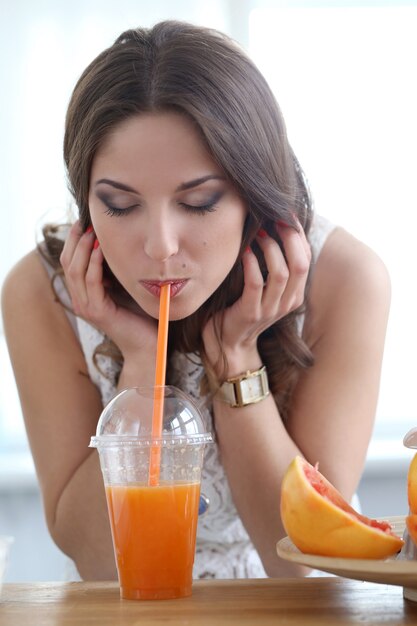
xmin=1 ymin=21 xmax=390 ymax=580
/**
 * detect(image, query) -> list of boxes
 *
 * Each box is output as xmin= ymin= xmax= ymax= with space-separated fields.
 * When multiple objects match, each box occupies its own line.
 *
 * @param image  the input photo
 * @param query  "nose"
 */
xmin=143 ymin=210 xmax=180 ymax=262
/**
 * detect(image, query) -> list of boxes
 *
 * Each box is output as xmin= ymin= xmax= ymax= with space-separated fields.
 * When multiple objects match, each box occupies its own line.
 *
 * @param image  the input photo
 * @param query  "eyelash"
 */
xmin=179 ymin=200 xmax=218 ymax=215
xmin=104 ymin=204 xmax=138 ymax=217
xmin=180 ymin=191 xmax=222 ymax=215
xmin=103 ymin=194 xmax=221 ymax=217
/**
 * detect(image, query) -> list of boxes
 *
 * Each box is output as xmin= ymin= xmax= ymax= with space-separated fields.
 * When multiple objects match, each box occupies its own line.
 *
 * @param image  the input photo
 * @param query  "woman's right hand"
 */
xmin=60 ymin=222 xmax=158 ymax=365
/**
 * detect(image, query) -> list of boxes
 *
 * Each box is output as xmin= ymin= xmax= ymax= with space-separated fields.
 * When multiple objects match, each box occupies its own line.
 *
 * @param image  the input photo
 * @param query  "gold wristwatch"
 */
xmin=219 ymin=366 xmax=270 ymax=408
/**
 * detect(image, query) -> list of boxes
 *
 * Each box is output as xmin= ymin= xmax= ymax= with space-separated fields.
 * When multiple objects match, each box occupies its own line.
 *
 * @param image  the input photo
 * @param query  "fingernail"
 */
xmin=86 ymin=225 xmax=94 ymax=234
xmin=93 ymin=238 xmax=100 ymax=250
xmin=257 ymin=228 xmax=268 ymax=238
xmin=276 ymin=220 xmax=289 ymax=228
xmin=244 ymin=245 xmax=252 ymax=254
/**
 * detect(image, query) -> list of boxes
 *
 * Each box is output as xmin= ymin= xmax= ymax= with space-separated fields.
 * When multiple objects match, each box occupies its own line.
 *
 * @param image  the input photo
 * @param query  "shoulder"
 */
xmin=319 ymin=227 xmax=390 ymax=294
xmin=305 ymin=227 xmax=391 ymax=343
xmin=316 ymin=227 xmax=389 ymax=292
xmin=1 ymin=249 xmax=52 ymax=313
xmin=1 ymin=248 xmax=77 ymax=353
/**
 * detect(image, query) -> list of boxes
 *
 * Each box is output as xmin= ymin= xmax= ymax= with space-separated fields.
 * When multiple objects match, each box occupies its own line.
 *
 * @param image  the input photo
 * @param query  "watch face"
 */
xmin=220 ymin=367 xmax=269 ymax=407
xmin=240 ymin=376 xmax=263 ymax=404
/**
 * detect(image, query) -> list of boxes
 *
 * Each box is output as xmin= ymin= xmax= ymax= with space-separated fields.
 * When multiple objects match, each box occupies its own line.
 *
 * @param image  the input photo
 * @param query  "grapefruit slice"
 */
xmin=406 ymin=514 xmax=417 ymax=546
xmin=280 ymin=456 xmax=404 ymax=559
xmin=408 ymin=452 xmax=417 ymax=514
xmin=406 ymin=454 xmax=417 ymax=547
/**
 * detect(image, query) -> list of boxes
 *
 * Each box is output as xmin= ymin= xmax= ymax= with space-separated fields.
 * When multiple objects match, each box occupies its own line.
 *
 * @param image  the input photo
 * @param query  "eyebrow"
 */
xmin=176 ymin=175 xmax=226 ymax=191
xmin=94 ymin=174 xmax=225 ymax=194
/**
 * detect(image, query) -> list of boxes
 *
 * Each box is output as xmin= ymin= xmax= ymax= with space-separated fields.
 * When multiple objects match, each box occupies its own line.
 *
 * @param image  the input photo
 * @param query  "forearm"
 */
xmin=48 ymin=352 xmax=157 ymax=580
xmin=50 ymin=451 xmax=116 ymax=580
xmin=213 ymin=393 xmax=307 ymax=576
xmin=207 ymin=345 xmax=307 ymax=574
xmin=116 ymin=353 xmax=156 ymax=391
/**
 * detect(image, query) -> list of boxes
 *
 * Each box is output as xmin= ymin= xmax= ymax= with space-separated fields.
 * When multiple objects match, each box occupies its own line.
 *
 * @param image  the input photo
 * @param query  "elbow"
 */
xmin=263 ymin=559 xmax=311 ymax=578
xmin=259 ymin=546 xmax=312 ymax=578
xmin=46 ymin=495 xmax=117 ymax=581
xmin=48 ymin=519 xmax=117 ymax=581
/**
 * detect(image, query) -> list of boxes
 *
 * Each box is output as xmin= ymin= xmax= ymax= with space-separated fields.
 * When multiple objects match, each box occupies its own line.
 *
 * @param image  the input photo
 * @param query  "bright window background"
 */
xmin=1 ymin=1 xmax=416 ymax=459
xmin=0 ymin=0 xmax=230 ymax=454
xmin=249 ymin=2 xmax=417 ymax=438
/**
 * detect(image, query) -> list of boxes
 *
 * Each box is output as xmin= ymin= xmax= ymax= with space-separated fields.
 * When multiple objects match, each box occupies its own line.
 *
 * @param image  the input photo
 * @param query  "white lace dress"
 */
xmin=42 ymin=214 xmax=337 ymax=580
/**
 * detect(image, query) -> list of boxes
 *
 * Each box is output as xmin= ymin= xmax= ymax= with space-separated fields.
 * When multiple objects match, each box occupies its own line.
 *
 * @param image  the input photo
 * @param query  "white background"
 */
xmin=1 ymin=0 xmax=416 ymax=449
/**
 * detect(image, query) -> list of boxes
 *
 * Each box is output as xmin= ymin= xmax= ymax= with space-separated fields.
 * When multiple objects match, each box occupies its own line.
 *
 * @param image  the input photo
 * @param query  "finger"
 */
xmin=254 ymin=230 xmax=289 ymax=315
xmin=60 ymin=222 xmax=95 ymax=278
xmin=278 ymin=217 xmax=312 ymax=262
xmin=276 ymin=222 xmax=311 ymax=274
xmin=274 ymin=223 xmax=310 ymax=313
xmin=84 ymin=243 xmax=113 ymax=323
xmin=239 ymin=246 xmax=264 ymax=319
xmin=62 ymin=227 xmax=96 ymax=314
xmin=59 ymin=221 xmax=83 ymax=269
xmin=293 ymin=217 xmax=312 ymax=262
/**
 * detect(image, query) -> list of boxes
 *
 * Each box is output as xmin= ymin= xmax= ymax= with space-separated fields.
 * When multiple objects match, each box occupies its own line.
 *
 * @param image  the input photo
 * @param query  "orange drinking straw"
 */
xmin=148 ymin=283 xmax=171 ymax=486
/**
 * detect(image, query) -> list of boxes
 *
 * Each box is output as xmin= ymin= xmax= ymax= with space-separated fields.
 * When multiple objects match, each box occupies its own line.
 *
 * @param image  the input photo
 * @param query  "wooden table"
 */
xmin=1 ymin=578 xmax=417 ymax=625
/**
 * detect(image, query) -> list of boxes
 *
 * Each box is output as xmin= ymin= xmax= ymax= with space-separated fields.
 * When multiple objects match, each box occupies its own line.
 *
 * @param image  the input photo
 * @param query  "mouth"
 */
xmin=140 ymin=279 xmax=188 ymax=298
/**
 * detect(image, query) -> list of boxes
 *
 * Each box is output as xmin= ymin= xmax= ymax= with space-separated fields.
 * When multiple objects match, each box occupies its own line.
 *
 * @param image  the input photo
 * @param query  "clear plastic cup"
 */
xmin=401 ymin=428 xmax=417 ymax=601
xmin=90 ymin=385 xmax=212 ymax=600
xmin=0 ymin=536 xmax=13 ymax=595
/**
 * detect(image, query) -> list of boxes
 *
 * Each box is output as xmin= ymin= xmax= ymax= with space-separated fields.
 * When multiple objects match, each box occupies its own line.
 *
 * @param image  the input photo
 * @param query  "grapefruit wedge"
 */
xmin=407 ymin=452 xmax=417 ymax=514
xmin=406 ymin=453 xmax=417 ymax=546
xmin=406 ymin=514 xmax=417 ymax=546
xmin=280 ymin=456 xmax=404 ymax=559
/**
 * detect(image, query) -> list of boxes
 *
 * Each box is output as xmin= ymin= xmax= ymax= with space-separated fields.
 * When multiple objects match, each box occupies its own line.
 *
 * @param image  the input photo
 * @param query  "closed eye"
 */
xmin=104 ymin=204 xmax=140 ymax=217
xmin=179 ymin=191 xmax=222 ymax=215
xmin=180 ymin=202 xmax=217 ymax=215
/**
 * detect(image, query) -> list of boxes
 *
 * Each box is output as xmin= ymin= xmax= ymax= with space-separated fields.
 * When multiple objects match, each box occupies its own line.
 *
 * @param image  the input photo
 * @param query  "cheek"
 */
xmin=94 ymin=232 xmax=133 ymax=280
xmin=201 ymin=220 xmax=244 ymax=273
xmin=215 ymin=214 xmax=246 ymax=252
xmin=91 ymin=218 xmax=132 ymax=256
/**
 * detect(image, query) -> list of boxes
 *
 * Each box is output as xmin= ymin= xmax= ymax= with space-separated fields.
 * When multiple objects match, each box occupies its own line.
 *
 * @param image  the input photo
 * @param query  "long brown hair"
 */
xmin=43 ymin=20 xmax=314 ymax=417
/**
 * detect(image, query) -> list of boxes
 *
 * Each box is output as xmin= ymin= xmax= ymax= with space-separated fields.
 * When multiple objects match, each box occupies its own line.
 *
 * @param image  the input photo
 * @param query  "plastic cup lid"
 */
xmin=89 ymin=385 xmax=213 ymax=448
xmin=404 ymin=428 xmax=417 ymax=449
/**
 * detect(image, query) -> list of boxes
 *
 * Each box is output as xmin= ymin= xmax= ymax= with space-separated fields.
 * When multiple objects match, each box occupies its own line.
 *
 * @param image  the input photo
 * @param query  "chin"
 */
xmin=170 ymin=294 xmax=206 ymax=321
xmin=140 ymin=299 xmax=200 ymax=322
xmin=168 ymin=310 xmax=194 ymax=321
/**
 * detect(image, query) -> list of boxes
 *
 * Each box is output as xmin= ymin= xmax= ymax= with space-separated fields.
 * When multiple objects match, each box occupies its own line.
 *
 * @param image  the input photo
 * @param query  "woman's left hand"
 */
xmin=202 ymin=221 xmax=311 ymax=376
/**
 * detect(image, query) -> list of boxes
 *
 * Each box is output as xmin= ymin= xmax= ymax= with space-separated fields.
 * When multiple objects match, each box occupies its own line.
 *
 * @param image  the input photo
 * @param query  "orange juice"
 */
xmin=105 ymin=482 xmax=200 ymax=600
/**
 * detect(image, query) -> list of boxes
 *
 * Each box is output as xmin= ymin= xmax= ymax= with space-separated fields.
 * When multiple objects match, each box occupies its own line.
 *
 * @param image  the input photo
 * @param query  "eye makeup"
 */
xmin=103 ymin=203 xmax=140 ymax=217
xmin=96 ymin=189 xmax=224 ymax=218
xmin=95 ymin=190 xmax=140 ymax=217
xmin=179 ymin=190 xmax=223 ymax=215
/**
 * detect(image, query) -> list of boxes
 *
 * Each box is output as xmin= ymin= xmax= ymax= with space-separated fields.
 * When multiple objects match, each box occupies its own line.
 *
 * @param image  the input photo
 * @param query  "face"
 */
xmin=88 ymin=111 xmax=248 ymax=320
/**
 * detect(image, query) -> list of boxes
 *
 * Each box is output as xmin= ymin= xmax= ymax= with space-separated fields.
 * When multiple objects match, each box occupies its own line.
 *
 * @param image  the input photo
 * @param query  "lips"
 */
xmin=140 ymin=279 xmax=188 ymax=298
